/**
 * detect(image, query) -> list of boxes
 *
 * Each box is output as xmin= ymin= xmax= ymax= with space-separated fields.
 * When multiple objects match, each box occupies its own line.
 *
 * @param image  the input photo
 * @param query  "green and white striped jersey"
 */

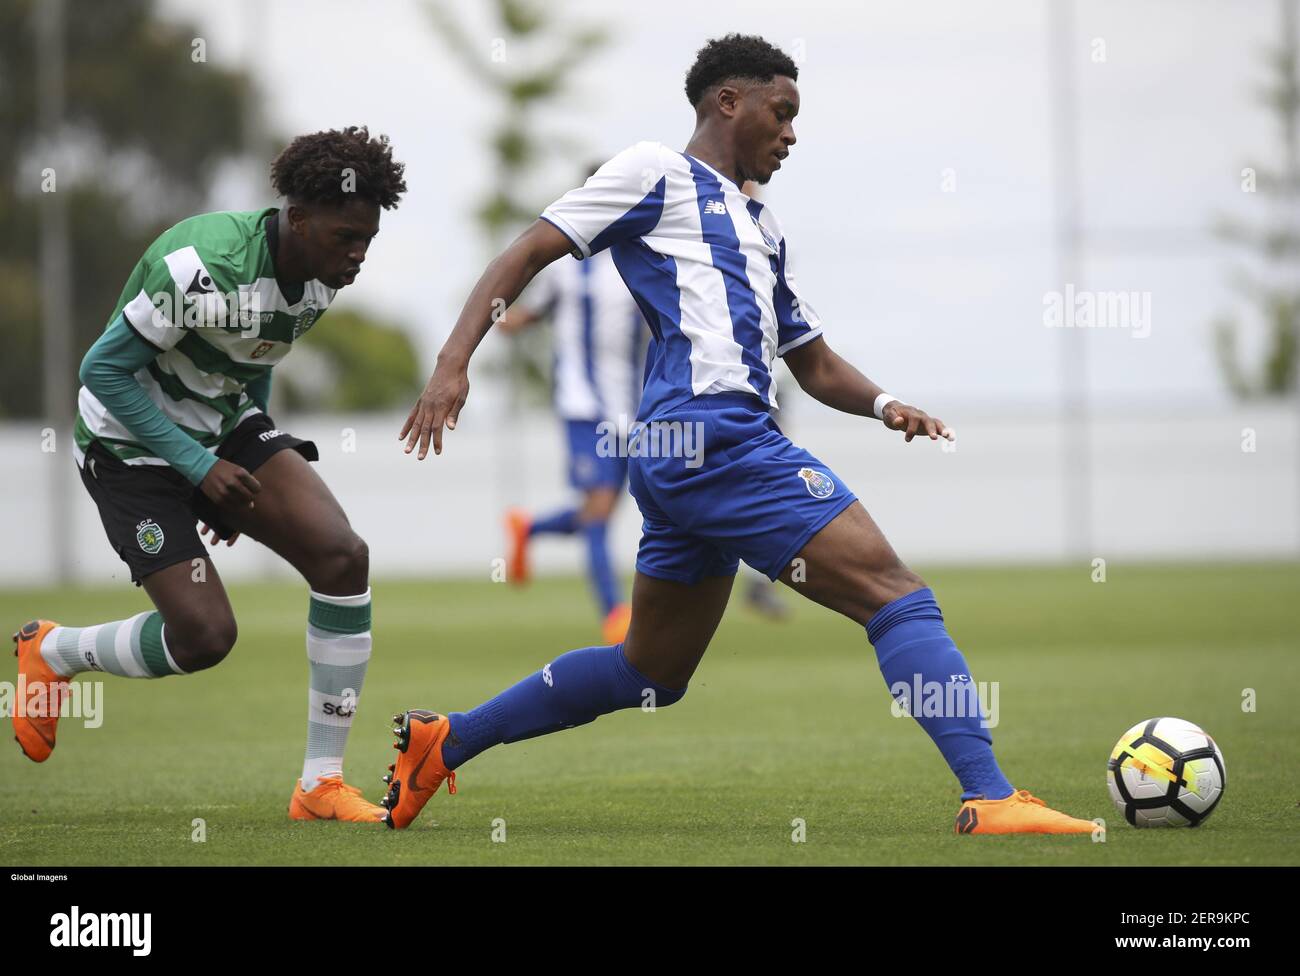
xmin=74 ymin=208 xmax=335 ymax=472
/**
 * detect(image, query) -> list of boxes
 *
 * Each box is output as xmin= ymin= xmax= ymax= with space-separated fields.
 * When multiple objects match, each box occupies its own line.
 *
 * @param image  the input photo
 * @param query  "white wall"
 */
xmin=3 ymin=398 xmax=1295 ymax=587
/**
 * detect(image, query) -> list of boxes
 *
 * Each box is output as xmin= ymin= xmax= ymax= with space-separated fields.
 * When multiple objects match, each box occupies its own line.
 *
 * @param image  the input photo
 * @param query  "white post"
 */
xmin=36 ymin=0 xmax=74 ymax=584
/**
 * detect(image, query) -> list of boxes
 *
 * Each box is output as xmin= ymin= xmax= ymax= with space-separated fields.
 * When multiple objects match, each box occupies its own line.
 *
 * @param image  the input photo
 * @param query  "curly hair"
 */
xmin=270 ymin=126 xmax=407 ymax=210
xmin=684 ymin=34 xmax=798 ymax=107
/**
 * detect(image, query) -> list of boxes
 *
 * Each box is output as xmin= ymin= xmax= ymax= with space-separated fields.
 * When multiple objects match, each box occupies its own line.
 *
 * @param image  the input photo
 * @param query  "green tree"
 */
xmin=0 ymin=0 xmax=257 ymax=418
xmin=0 ymin=0 xmax=421 ymax=419
xmin=424 ymin=0 xmax=608 ymax=407
xmin=278 ymin=309 xmax=422 ymax=413
xmin=1214 ymin=0 xmax=1300 ymax=398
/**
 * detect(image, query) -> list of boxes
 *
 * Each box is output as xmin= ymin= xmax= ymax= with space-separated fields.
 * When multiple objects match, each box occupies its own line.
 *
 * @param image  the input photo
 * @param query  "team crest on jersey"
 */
xmin=797 ymin=467 xmax=835 ymax=499
xmin=751 ymin=215 xmax=779 ymax=252
xmin=293 ymin=300 xmax=320 ymax=339
xmin=136 ymin=519 xmax=165 ymax=554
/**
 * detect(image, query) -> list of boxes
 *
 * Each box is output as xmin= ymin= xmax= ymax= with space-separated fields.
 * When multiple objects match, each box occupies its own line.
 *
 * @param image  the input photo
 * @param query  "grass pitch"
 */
xmin=1 ymin=562 xmax=1297 ymax=865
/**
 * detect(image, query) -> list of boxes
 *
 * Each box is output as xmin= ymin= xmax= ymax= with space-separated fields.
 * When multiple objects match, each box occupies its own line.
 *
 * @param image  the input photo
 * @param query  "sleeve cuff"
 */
xmin=122 ymin=288 xmax=185 ymax=351
xmin=120 ymin=310 xmax=168 ymax=353
xmin=183 ymin=449 xmax=219 ymax=487
xmin=540 ymin=212 xmax=590 ymax=260
xmin=777 ymin=328 xmax=823 ymax=357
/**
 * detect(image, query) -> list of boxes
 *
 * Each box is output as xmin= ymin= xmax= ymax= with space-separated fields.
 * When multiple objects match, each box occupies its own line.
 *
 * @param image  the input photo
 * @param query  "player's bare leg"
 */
xmin=223 ymin=449 xmax=381 ymax=822
xmin=778 ymin=501 xmax=1098 ymax=835
xmin=621 ymin=572 xmax=733 ymax=689
xmin=382 ymin=571 xmax=732 ymax=828
xmin=12 ymin=550 xmax=237 ymax=763
xmin=225 ymin=450 xmax=368 ymax=596
xmin=578 ymin=485 xmax=618 ymax=523
xmin=141 ymin=559 xmax=239 ymax=672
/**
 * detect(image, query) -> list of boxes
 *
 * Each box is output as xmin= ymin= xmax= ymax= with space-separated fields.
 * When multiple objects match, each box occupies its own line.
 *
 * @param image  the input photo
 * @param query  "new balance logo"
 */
xmin=704 ymin=200 xmax=727 ymax=216
xmin=257 ymin=429 xmax=284 ymax=442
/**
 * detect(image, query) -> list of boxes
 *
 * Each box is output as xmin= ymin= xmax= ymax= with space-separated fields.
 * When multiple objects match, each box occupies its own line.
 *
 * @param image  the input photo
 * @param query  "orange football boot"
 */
xmin=289 ymin=776 xmax=386 ymax=822
xmin=954 ymin=789 xmax=1100 ymax=835
xmin=505 ymin=508 xmax=532 ymax=585
xmin=381 ymin=709 xmax=457 ymax=829
xmin=602 ymin=603 xmax=632 ymax=645
xmin=12 ymin=620 xmax=65 ymax=763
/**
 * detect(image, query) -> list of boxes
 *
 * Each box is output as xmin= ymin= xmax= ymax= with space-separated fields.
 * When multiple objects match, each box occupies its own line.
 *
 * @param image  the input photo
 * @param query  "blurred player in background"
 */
xmin=11 ymin=127 xmax=404 ymax=823
xmin=498 ymin=165 xmax=649 ymax=645
xmin=390 ymin=35 xmax=1097 ymax=836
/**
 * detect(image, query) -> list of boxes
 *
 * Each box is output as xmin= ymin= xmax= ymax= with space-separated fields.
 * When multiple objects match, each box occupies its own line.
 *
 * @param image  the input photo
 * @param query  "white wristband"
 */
xmin=873 ymin=393 xmax=900 ymax=420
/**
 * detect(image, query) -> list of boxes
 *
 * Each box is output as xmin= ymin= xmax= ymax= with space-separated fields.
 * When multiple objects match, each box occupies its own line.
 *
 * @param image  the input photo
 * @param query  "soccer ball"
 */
xmin=1106 ymin=717 xmax=1226 ymax=828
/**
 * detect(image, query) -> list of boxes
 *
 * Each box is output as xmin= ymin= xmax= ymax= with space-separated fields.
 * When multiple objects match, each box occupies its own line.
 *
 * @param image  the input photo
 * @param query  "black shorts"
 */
xmin=79 ymin=412 xmax=318 ymax=585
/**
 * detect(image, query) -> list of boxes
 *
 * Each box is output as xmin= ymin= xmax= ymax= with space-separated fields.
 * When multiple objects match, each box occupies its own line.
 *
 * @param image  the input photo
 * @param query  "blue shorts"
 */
xmin=566 ymin=419 xmax=629 ymax=490
xmin=628 ymin=393 xmax=858 ymax=584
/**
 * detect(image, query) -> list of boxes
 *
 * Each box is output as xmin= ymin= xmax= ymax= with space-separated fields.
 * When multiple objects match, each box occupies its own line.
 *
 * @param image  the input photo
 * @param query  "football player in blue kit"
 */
xmin=385 ymin=34 xmax=1097 ymax=837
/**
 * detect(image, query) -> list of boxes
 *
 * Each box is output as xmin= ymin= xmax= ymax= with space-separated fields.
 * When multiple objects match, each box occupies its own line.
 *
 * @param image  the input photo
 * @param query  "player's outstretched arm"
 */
xmin=400 ymin=218 xmax=574 ymax=459
xmin=783 ymin=335 xmax=953 ymax=443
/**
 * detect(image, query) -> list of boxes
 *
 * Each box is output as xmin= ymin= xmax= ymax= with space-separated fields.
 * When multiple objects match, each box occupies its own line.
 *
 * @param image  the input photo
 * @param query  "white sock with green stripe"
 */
xmin=301 ymin=589 xmax=372 ymax=793
xmin=40 ymin=612 xmax=185 ymax=678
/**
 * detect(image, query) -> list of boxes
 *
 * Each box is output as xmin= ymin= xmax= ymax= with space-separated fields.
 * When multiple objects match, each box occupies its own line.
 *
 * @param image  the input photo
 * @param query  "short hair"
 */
xmin=270 ymin=125 xmax=407 ymax=210
xmin=684 ymin=34 xmax=798 ymax=107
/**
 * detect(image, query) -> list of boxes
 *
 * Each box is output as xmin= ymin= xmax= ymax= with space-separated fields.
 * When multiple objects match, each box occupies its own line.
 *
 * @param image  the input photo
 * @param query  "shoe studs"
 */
xmin=392 ymin=718 xmax=410 ymax=752
xmin=380 ymin=716 xmax=413 ymax=828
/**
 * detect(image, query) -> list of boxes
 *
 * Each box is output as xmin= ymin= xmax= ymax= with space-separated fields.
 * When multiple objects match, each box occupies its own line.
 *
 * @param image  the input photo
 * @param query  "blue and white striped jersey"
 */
xmin=526 ymin=251 xmax=647 ymax=423
xmin=541 ymin=141 xmax=822 ymax=419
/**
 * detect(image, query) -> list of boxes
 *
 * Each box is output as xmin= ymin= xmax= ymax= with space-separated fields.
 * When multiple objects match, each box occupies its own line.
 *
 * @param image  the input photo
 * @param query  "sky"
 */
xmin=160 ymin=0 xmax=1295 ymax=412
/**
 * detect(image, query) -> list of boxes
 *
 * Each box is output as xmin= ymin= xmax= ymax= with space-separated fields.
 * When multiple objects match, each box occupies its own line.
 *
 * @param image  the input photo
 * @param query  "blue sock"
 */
xmin=867 ymin=587 xmax=1014 ymax=801
xmin=530 ymin=508 xmax=579 ymax=537
xmin=582 ymin=519 xmax=621 ymax=615
xmin=440 ymin=643 xmax=685 ymax=770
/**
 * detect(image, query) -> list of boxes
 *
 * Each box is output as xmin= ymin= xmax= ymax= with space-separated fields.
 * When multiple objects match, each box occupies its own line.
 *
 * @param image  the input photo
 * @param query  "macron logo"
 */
xmin=257 ymin=428 xmax=284 ymax=442
xmin=703 ymin=200 xmax=727 ymax=216
xmin=50 ymin=906 xmax=151 ymax=956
